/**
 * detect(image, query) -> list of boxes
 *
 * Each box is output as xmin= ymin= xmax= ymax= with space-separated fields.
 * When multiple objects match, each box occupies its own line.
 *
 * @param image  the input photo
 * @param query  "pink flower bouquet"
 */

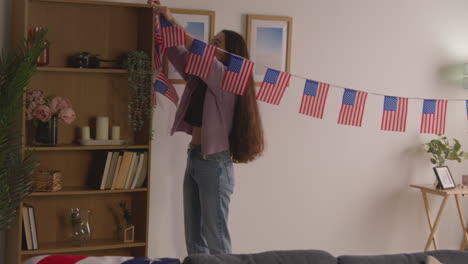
xmin=25 ymin=89 xmax=76 ymax=124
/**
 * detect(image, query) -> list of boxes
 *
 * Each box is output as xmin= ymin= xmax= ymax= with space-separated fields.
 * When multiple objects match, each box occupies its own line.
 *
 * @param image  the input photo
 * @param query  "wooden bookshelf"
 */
xmin=36 ymin=67 xmax=129 ymax=74
xmin=7 ymin=0 xmax=154 ymax=263
xmin=30 ymin=187 xmax=148 ymax=197
xmin=20 ymin=240 xmax=146 ymax=255
xmin=25 ymin=145 xmax=150 ymax=151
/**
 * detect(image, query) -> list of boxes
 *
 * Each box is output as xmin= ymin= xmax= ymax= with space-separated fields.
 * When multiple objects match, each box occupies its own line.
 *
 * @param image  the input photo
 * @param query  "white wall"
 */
xmin=149 ymin=0 xmax=468 ymax=259
xmin=0 ymin=0 xmax=10 ymax=261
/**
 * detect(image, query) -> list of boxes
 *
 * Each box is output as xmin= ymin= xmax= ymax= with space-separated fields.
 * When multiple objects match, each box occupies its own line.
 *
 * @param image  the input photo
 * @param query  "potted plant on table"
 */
xmin=424 ymin=135 xmax=466 ymax=188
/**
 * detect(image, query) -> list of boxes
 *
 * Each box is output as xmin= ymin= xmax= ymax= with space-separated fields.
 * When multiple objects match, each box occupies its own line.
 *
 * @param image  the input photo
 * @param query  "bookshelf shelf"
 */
xmin=25 ymin=145 xmax=150 ymax=151
xmin=30 ymin=187 xmax=148 ymax=197
xmin=36 ymin=67 xmax=128 ymax=74
xmin=20 ymin=240 xmax=146 ymax=255
xmin=7 ymin=0 xmax=154 ymax=263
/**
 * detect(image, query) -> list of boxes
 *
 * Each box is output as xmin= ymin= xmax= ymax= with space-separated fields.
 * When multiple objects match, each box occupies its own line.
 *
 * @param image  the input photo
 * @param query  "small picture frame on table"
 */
xmin=433 ymin=166 xmax=456 ymax=190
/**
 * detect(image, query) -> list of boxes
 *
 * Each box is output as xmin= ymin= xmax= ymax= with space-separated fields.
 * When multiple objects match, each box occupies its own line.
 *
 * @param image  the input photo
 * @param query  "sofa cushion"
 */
xmin=338 ymin=252 xmax=428 ymax=264
xmin=182 ymin=250 xmax=337 ymax=264
xmin=427 ymin=250 xmax=468 ymax=264
xmin=426 ymin=256 xmax=441 ymax=264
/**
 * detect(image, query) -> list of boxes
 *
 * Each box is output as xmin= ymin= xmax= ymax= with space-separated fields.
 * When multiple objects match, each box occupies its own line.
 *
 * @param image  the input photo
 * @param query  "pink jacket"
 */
xmin=167 ymin=46 xmax=238 ymax=156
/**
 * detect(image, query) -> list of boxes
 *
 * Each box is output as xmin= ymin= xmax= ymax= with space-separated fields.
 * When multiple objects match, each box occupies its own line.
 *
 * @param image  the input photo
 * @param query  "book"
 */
xmin=28 ymin=205 xmax=39 ymax=249
xmin=114 ymin=151 xmax=133 ymax=190
xmin=131 ymin=152 xmax=144 ymax=189
xmin=110 ymin=153 xmax=123 ymax=190
xmin=99 ymin=151 xmax=113 ymax=190
xmin=105 ymin=152 xmax=120 ymax=189
xmin=22 ymin=205 xmax=32 ymax=250
xmin=124 ymin=152 xmax=138 ymax=189
xmin=135 ymin=152 xmax=148 ymax=188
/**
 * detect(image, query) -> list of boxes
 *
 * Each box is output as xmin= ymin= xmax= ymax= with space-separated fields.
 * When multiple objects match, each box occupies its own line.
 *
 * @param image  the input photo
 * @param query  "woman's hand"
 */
xmin=147 ymin=0 xmax=175 ymax=23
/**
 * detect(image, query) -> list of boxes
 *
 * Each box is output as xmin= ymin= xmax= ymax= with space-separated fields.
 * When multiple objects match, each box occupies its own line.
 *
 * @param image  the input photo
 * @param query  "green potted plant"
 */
xmin=119 ymin=201 xmax=134 ymax=243
xmin=0 ymin=28 xmax=48 ymax=230
xmin=424 ymin=135 xmax=466 ymax=188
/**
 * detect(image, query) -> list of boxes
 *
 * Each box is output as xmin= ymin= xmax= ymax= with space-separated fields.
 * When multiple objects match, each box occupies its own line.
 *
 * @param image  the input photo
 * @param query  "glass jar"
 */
xmin=70 ymin=208 xmax=92 ymax=246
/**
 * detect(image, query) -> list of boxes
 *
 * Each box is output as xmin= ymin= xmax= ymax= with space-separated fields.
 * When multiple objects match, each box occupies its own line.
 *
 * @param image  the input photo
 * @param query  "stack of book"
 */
xmin=22 ymin=203 xmax=38 ymax=250
xmin=98 ymin=151 xmax=148 ymax=190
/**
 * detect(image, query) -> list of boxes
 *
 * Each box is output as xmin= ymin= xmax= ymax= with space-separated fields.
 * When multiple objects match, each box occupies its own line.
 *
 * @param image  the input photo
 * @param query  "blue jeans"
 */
xmin=183 ymin=144 xmax=235 ymax=255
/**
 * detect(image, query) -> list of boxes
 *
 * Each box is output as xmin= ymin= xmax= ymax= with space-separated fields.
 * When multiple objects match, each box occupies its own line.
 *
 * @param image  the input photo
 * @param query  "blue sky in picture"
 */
xmin=256 ymin=27 xmax=284 ymax=74
xmin=186 ymin=22 xmax=205 ymax=41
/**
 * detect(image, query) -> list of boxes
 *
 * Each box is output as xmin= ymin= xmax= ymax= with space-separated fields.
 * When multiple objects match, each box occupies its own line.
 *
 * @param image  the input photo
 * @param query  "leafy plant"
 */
xmin=122 ymin=51 xmax=152 ymax=132
xmin=424 ymin=135 xmax=465 ymax=166
xmin=0 ymin=28 xmax=48 ymax=231
xmin=119 ymin=201 xmax=132 ymax=227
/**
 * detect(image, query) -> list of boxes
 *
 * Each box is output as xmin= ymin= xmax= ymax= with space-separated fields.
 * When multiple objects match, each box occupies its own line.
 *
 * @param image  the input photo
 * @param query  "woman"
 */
xmin=148 ymin=0 xmax=264 ymax=255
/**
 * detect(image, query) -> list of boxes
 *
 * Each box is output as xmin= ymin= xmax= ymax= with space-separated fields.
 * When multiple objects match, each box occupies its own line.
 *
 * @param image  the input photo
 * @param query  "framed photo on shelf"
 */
xmin=165 ymin=9 xmax=216 ymax=84
xmin=246 ymin=14 xmax=293 ymax=85
xmin=433 ymin=166 xmax=456 ymax=189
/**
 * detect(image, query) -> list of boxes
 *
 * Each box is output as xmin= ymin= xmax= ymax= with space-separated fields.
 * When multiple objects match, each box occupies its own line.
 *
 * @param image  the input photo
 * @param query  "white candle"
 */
xmin=81 ymin=126 xmax=90 ymax=141
xmin=96 ymin=116 xmax=109 ymax=140
xmin=111 ymin=126 xmax=120 ymax=140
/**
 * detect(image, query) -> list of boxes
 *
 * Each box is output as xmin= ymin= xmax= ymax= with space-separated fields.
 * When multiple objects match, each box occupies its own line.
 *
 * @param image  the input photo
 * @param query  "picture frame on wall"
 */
xmin=165 ymin=9 xmax=215 ymax=84
xmin=246 ymin=14 xmax=293 ymax=85
xmin=433 ymin=166 xmax=456 ymax=190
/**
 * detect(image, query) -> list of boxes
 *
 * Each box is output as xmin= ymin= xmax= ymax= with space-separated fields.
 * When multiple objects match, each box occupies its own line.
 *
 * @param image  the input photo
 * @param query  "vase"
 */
xmin=35 ymin=116 xmax=57 ymax=145
xmin=70 ymin=208 xmax=92 ymax=246
xmin=123 ymin=225 xmax=135 ymax=243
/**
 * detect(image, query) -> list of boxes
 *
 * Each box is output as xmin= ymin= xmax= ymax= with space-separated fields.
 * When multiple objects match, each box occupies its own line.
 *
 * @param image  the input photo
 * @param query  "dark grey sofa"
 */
xmin=182 ymin=249 xmax=468 ymax=264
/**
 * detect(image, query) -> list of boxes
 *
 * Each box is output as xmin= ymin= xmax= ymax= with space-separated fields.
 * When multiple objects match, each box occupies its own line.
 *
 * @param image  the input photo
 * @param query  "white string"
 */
xmin=216 ymin=46 xmax=468 ymax=102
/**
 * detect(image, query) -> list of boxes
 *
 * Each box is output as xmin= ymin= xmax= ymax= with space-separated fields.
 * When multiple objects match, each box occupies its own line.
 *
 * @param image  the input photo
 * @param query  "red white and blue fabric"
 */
xmin=25 ymin=255 xmax=180 ymax=264
xmin=337 ymin=89 xmax=368 ymax=127
xmin=153 ymin=12 xmax=165 ymax=70
xmin=380 ymin=96 xmax=408 ymax=132
xmin=159 ymin=15 xmax=185 ymax=48
xmin=420 ymin=99 xmax=447 ymax=134
xmin=221 ymin=54 xmax=254 ymax=95
xmin=298 ymin=80 xmax=329 ymax=119
xmin=256 ymin=68 xmax=292 ymax=105
xmin=184 ymin=39 xmax=217 ymax=78
xmin=154 ymin=72 xmax=179 ymax=106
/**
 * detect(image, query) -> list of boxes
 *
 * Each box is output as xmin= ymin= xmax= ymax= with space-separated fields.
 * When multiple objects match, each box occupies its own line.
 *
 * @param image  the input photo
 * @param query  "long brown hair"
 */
xmin=222 ymin=30 xmax=264 ymax=163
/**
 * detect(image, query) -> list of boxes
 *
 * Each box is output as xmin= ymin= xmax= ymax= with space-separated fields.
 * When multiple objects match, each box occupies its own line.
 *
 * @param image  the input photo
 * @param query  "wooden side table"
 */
xmin=411 ymin=184 xmax=468 ymax=251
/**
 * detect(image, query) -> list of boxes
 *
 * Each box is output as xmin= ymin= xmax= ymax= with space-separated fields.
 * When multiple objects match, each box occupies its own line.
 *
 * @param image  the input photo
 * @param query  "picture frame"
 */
xmin=246 ymin=14 xmax=293 ymax=85
xmin=433 ymin=166 xmax=456 ymax=190
xmin=165 ymin=9 xmax=216 ymax=84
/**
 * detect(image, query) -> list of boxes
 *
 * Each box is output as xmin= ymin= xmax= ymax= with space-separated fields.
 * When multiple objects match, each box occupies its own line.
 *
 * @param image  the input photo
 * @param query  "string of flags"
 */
xmin=152 ymin=12 xmax=462 ymax=135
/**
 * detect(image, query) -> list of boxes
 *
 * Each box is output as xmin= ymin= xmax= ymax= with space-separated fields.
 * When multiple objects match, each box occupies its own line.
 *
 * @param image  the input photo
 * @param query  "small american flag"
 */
xmin=160 ymin=15 xmax=185 ymax=48
xmin=298 ymin=80 xmax=330 ymax=119
xmin=221 ymin=55 xmax=254 ymax=95
xmin=380 ymin=96 xmax=408 ymax=132
xmin=184 ymin=39 xmax=217 ymax=78
xmin=337 ymin=89 xmax=368 ymax=127
xmin=153 ymin=13 xmax=165 ymax=70
xmin=154 ymin=72 xmax=178 ymax=106
xmin=256 ymin=68 xmax=292 ymax=105
xmin=420 ymin=99 xmax=447 ymax=134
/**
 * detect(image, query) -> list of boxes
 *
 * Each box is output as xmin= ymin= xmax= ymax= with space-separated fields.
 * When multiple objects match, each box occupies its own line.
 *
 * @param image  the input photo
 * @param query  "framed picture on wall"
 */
xmin=246 ymin=14 xmax=293 ymax=85
xmin=164 ymin=9 xmax=215 ymax=84
xmin=433 ymin=166 xmax=456 ymax=189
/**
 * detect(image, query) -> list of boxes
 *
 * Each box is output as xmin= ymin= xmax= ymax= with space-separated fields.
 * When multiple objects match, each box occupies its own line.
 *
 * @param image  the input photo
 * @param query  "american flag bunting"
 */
xmin=221 ymin=55 xmax=254 ymax=95
xmin=337 ymin=89 xmax=368 ymax=127
xmin=256 ymin=68 xmax=292 ymax=105
xmin=381 ymin=96 xmax=408 ymax=132
xmin=298 ymin=80 xmax=330 ymax=119
xmin=420 ymin=99 xmax=447 ymax=134
xmin=184 ymin=39 xmax=217 ymax=78
xmin=154 ymin=72 xmax=178 ymax=106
